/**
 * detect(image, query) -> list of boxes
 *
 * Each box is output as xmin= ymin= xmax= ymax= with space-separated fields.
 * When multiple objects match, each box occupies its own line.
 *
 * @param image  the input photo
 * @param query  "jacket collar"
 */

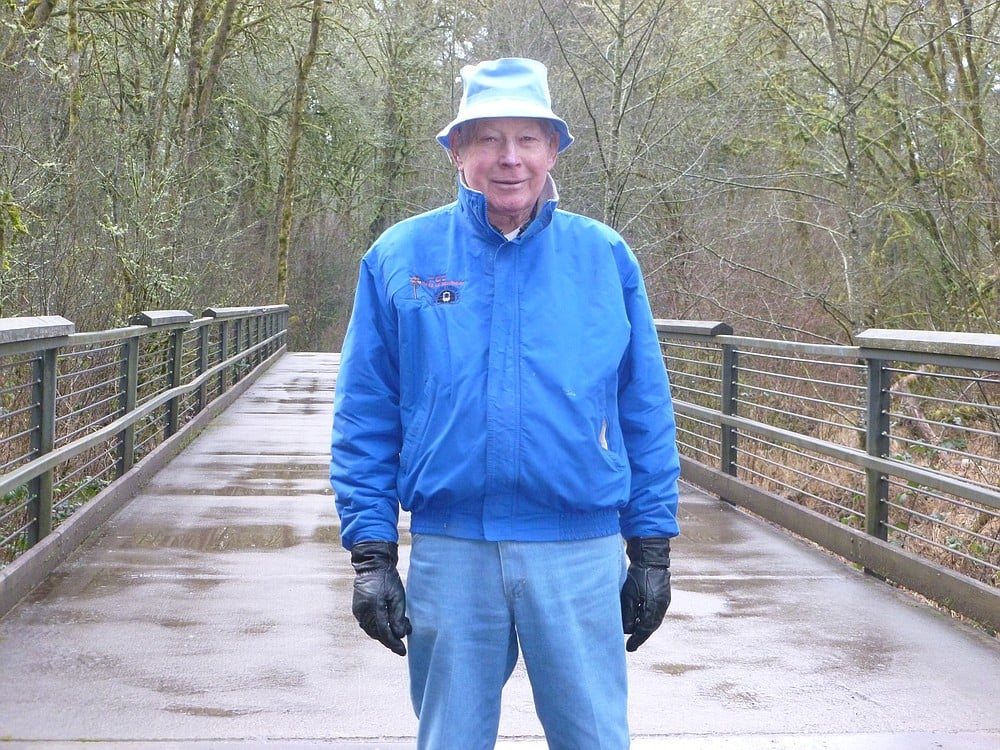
xmin=456 ymin=174 xmax=559 ymax=240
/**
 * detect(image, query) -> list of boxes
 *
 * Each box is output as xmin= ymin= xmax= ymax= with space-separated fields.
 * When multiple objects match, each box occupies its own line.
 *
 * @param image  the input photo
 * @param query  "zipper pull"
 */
xmin=410 ymin=276 xmax=420 ymax=299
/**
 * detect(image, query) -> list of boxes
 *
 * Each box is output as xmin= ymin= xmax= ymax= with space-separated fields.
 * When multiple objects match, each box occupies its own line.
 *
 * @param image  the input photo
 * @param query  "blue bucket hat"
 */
xmin=436 ymin=58 xmax=574 ymax=153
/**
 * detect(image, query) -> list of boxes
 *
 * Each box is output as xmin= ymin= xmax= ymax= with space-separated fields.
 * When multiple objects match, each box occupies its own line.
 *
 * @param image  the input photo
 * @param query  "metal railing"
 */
xmin=658 ymin=321 xmax=1000 ymax=633
xmin=3 ymin=309 xmax=996 ymax=632
xmin=0 ymin=306 xmax=289 ymax=567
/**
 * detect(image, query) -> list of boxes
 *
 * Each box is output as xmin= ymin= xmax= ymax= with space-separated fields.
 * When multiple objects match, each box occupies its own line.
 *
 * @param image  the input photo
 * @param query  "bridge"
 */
xmin=0 ymin=308 xmax=999 ymax=748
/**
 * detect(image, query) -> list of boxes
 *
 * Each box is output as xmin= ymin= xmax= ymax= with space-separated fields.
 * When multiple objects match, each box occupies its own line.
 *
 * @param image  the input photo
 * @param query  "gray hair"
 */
xmin=450 ymin=118 xmax=559 ymax=150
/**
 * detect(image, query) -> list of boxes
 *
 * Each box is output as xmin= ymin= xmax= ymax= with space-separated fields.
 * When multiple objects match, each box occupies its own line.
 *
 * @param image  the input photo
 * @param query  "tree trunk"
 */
xmin=179 ymin=0 xmax=209 ymax=167
xmin=195 ymin=0 xmax=242 ymax=129
xmin=275 ymin=0 xmax=322 ymax=304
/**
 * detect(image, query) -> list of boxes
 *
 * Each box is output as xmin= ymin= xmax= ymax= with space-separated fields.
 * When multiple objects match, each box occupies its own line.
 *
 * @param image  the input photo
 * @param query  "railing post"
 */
xmin=261 ymin=313 xmax=267 ymax=359
xmin=234 ymin=317 xmax=244 ymax=382
xmin=720 ymin=343 xmax=738 ymax=481
xmin=865 ymin=356 xmax=891 ymax=540
xmin=119 ymin=336 xmax=139 ymax=476
xmin=201 ymin=306 xmax=288 ymax=393
xmin=28 ymin=348 xmax=58 ymax=543
xmin=198 ymin=323 xmax=210 ymax=413
xmin=250 ymin=315 xmax=259 ymax=367
xmin=130 ymin=311 xmax=197 ymax=438
xmin=167 ymin=327 xmax=184 ymax=436
xmin=218 ymin=319 xmax=231 ymax=393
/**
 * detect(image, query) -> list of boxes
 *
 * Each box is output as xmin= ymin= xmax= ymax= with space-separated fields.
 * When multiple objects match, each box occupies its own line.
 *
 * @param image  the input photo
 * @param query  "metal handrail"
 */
xmin=674 ymin=401 xmax=1000 ymax=510
xmin=3 ymin=311 xmax=996 ymax=631
xmin=0 ymin=328 xmax=286 ymax=499
xmin=0 ymin=306 xmax=289 ymax=564
xmin=657 ymin=320 xmax=1000 ymax=632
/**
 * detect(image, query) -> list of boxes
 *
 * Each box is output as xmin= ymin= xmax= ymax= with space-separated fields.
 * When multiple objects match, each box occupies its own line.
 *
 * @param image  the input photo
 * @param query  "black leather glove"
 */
xmin=621 ymin=536 xmax=672 ymax=652
xmin=350 ymin=541 xmax=412 ymax=656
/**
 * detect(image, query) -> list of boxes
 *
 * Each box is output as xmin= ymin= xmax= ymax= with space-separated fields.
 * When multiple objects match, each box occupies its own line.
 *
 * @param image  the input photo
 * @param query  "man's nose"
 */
xmin=499 ymin=139 xmax=520 ymax=164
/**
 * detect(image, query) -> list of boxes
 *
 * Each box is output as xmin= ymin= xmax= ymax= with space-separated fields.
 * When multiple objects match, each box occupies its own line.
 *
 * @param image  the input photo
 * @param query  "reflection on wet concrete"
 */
xmin=158 ymin=461 xmax=332 ymax=496
xmin=667 ymin=586 xmax=730 ymax=620
xmin=165 ymin=705 xmax=261 ymax=718
xmin=158 ymin=617 xmax=199 ymax=629
xmin=708 ymin=681 xmax=772 ymax=710
xmin=652 ymin=662 xmax=709 ymax=676
xmin=130 ymin=524 xmax=299 ymax=551
xmin=240 ymin=621 xmax=276 ymax=635
xmin=312 ymin=525 xmax=341 ymax=545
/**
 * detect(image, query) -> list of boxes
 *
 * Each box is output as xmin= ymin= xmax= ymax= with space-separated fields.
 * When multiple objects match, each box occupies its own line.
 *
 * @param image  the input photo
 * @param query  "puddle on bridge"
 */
xmin=651 ymin=661 xmax=709 ymax=676
xmin=670 ymin=576 xmax=786 ymax=623
xmin=127 ymin=522 xmax=343 ymax=552
xmin=171 ymin=485 xmax=329 ymax=497
xmin=312 ymin=524 xmax=341 ymax=545
xmin=796 ymin=627 xmax=897 ymax=674
xmin=669 ymin=587 xmax=731 ymax=620
xmin=241 ymin=462 xmax=330 ymax=474
xmin=708 ymin=680 xmax=773 ymax=710
xmin=174 ymin=463 xmax=331 ymax=496
xmin=165 ymin=704 xmax=262 ymax=718
xmin=130 ymin=524 xmax=299 ymax=551
xmin=675 ymin=517 xmax=748 ymax=546
xmin=243 ymin=394 xmax=326 ymax=412
xmin=159 ymin=616 xmax=200 ymax=629
xmin=16 ymin=560 xmax=224 ymax=609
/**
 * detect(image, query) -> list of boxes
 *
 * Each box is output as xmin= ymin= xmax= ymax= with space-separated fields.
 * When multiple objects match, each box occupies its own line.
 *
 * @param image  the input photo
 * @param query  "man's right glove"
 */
xmin=620 ymin=536 xmax=672 ymax=652
xmin=350 ymin=541 xmax=412 ymax=656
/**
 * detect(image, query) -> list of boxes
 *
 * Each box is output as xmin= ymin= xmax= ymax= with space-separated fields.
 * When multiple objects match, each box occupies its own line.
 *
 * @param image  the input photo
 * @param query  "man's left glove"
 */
xmin=620 ymin=537 xmax=672 ymax=652
xmin=350 ymin=541 xmax=412 ymax=656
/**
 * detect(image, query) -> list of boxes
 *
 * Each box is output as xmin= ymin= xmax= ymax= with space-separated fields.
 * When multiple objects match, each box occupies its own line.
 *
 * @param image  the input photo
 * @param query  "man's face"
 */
xmin=450 ymin=117 xmax=559 ymax=234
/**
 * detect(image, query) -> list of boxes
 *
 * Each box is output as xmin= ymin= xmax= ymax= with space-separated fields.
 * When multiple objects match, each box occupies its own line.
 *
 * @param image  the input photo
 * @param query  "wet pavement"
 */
xmin=0 ymin=352 xmax=998 ymax=749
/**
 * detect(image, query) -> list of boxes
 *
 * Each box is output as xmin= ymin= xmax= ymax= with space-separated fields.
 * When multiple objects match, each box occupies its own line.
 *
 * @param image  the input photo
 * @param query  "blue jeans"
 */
xmin=406 ymin=534 xmax=630 ymax=750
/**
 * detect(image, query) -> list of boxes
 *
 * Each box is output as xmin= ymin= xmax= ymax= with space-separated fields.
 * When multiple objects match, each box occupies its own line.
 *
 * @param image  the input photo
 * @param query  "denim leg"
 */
xmin=505 ymin=535 xmax=630 ymax=750
xmin=406 ymin=535 xmax=519 ymax=750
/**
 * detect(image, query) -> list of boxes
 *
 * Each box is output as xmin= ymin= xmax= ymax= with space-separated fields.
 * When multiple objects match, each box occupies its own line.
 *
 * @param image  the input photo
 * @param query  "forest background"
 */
xmin=2 ymin=0 xmax=999 ymax=352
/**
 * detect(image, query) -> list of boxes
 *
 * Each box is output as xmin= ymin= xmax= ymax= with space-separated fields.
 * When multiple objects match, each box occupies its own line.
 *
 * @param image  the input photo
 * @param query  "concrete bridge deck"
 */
xmin=0 ymin=353 xmax=997 ymax=749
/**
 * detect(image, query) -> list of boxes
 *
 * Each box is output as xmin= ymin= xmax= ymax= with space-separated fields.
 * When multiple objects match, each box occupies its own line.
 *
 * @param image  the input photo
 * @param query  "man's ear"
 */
xmin=448 ymin=130 xmax=463 ymax=168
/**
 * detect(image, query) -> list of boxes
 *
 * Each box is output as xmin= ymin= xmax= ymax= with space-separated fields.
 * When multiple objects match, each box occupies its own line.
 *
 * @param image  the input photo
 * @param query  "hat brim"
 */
xmin=436 ymin=99 xmax=574 ymax=153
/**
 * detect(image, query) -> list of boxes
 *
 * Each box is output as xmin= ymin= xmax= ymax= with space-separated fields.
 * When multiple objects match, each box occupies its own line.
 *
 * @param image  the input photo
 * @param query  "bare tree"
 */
xmin=274 ymin=0 xmax=322 ymax=304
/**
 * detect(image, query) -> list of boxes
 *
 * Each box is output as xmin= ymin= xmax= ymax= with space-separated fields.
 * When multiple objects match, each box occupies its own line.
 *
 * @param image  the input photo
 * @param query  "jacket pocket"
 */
xmin=399 ymin=379 xmax=435 ymax=474
xmin=598 ymin=416 xmax=627 ymax=471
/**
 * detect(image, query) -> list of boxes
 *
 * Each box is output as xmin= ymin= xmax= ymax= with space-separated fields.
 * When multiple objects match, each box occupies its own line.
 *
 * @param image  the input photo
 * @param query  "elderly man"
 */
xmin=330 ymin=58 xmax=680 ymax=749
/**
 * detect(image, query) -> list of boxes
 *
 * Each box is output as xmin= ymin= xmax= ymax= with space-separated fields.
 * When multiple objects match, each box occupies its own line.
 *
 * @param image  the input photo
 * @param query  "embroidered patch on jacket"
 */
xmin=410 ymin=274 xmax=465 ymax=304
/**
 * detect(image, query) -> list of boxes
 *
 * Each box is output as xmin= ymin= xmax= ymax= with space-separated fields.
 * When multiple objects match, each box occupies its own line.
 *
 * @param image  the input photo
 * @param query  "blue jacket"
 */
xmin=330 ymin=178 xmax=680 ymax=548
